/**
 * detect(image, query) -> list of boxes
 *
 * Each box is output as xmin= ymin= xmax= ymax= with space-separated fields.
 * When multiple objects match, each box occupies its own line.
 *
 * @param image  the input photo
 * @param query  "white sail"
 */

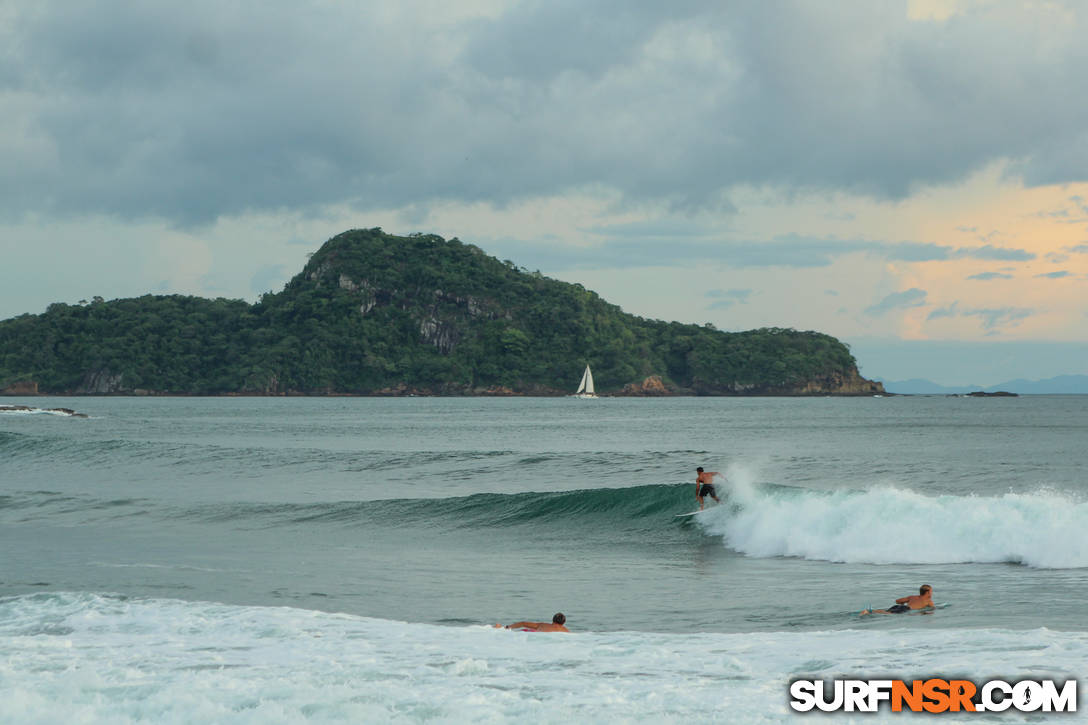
xmin=575 ymin=365 xmax=597 ymax=397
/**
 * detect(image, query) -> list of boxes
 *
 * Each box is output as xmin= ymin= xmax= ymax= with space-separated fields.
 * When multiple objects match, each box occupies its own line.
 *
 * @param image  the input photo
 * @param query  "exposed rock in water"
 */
xmin=0 ymin=405 xmax=88 ymax=417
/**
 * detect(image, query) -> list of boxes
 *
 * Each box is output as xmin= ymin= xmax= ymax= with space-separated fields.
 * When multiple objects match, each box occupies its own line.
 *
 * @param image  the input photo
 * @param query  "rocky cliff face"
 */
xmin=762 ymin=369 xmax=885 ymax=396
xmin=313 ymin=262 xmax=504 ymax=357
xmin=657 ymin=367 xmax=879 ymax=396
xmin=618 ymin=375 xmax=671 ymax=396
xmin=77 ymin=369 xmax=126 ymax=394
xmin=1 ymin=380 xmax=38 ymax=395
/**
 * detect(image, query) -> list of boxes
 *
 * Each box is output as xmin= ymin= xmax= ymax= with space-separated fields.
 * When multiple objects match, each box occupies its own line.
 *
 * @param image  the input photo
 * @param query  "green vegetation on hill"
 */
xmin=0 ymin=228 xmax=880 ymax=395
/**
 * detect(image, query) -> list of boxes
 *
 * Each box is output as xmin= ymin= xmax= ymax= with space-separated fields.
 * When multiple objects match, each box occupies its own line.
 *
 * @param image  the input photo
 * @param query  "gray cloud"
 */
xmin=4 ymin=1 xmax=1088 ymax=226
xmin=706 ymin=288 xmax=752 ymax=310
xmin=883 ymin=242 xmax=952 ymax=261
xmin=923 ymin=304 xmax=1035 ymax=331
xmin=1035 ymin=270 xmax=1073 ymax=279
xmin=927 ymin=302 xmax=959 ymax=320
xmin=876 ymin=242 xmax=1035 ymax=262
xmin=706 ymin=288 xmax=752 ymax=300
xmin=969 ymin=307 xmax=1035 ymax=331
xmin=488 ymin=230 xmax=1037 ymax=273
xmin=864 ymin=288 xmax=927 ymax=316
xmin=487 ymin=234 xmax=860 ymax=270
xmin=1033 ymin=208 xmax=1071 ymax=219
xmin=585 ymin=219 xmax=726 ymax=239
xmin=957 ymin=245 xmax=1035 ymax=261
xmin=968 ymin=271 xmax=1014 ymax=280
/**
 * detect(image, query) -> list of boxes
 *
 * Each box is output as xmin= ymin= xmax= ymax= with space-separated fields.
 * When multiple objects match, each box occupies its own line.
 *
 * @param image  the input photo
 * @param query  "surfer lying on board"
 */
xmin=860 ymin=584 xmax=934 ymax=615
xmin=695 ymin=467 xmax=722 ymax=510
xmin=494 ymin=613 xmax=569 ymax=632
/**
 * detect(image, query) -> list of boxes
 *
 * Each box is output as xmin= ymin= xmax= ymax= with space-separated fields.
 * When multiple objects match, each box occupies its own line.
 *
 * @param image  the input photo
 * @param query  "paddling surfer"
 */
xmin=860 ymin=584 xmax=934 ymax=615
xmin=695 ymin=467 xmax=722 ymax=510
xmin=495 ymin=613 xmax=569 ymax=632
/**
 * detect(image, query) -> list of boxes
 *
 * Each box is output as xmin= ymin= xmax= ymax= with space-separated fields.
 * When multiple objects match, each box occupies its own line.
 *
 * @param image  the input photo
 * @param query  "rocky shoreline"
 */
xmin=3 ymin=372 xmax=885 ymax=399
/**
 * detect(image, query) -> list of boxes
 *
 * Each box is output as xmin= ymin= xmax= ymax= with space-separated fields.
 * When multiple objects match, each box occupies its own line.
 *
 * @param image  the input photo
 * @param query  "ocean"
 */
xmin=2 ymin=395 xmax=1086 ymax=723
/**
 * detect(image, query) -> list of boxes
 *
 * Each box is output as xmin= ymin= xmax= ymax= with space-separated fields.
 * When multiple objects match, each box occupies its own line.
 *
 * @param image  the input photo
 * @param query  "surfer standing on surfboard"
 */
xmin=695 ymin=467 xmax=722 ymax=510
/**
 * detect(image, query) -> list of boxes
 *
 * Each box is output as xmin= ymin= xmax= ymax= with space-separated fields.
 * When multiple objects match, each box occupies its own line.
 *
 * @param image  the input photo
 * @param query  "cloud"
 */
xmin=1033 ymin=207 xmax=1071 ymax=219
xmin=5 ymin=1 xmax=1088 ymax=226
xmin=706 ymin=288 xmax=752 ymax=309
xmin=497 ymin=229 xmax=1038 ymax=273
xmin=923 ymin=303 xmax=1036 ymax=331
xmin=585 ymin=219 xmax=722 ymax=239
xmin=968 ymin=307 xmax=1035 ymax=331
xmin=491 ymin=233 xmax=863 ymax=271
xmin=882 ymin=242 xmax=953 ymax=262
xmin=1035 ymin=270 xmax=1073 ymax=279
xmin=879 ymin=243 xmax=1035 ymax=263
xmin=956 ymin=245 xmax=1035 ymax=261
xmin=1068 ymin=244 xmax=1088 ymax=254
xmin=967 ymin=271 xmax=1013 ymax=280
xmin=927 ymin=302 xmax=958 ymax=320
xmin=864 ymin=288 xmax=927 ymax=316
xmin=706 ymin=288 xmax=752 ymax=300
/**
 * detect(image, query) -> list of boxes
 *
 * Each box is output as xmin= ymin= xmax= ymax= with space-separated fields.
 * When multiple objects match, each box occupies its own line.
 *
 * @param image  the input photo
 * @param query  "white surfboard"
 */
xmin=674 ymin=510 xmax=705 ymax=517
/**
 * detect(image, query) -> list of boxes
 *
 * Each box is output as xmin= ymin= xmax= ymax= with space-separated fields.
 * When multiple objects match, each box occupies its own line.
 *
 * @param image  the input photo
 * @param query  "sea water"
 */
xmin=2 ymin=396 xmax=1086 ymax=722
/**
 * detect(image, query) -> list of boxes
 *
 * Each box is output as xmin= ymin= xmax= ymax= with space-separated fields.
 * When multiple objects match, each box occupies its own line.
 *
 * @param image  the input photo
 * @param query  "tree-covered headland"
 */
xmin=0 ymin=229 xmax=883 ymax=396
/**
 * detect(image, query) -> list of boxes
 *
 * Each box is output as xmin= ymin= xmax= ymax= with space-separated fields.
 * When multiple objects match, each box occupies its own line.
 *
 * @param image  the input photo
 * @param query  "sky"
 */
xmin=2 ymin=0 xmax=1088 ymax=386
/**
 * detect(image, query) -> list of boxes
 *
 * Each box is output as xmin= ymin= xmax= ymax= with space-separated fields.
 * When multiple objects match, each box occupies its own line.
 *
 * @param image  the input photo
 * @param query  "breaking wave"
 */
xmin=699 ymin=470 xmax=1088 ymax=569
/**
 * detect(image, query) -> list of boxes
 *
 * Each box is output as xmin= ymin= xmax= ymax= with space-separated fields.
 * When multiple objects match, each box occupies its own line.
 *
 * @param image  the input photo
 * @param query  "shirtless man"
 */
xmin=495 ymin=613 xmax=569 ymax=632
xmin=860 ymin=584 xmax=934 ymax=615
xmin=695 ymin=467 xmax=722 ymax=510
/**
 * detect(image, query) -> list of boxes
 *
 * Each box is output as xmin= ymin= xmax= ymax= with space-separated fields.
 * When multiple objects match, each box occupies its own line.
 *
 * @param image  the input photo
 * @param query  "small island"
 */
xmin=0 ymin=228 xmax=884 ymax=397
xmin=966 ymin=391 xmax=1018 ymax=397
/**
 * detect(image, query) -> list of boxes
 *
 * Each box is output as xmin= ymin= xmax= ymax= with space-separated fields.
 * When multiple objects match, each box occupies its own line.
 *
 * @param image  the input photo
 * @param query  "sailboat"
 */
xmin=573 ymin=365 xmax=598 ymax=398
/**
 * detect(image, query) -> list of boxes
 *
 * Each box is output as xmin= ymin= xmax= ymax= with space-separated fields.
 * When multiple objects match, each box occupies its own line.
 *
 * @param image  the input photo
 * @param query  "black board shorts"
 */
xmin=698 ymin=483 xmax=717 ymax=498
xmin=887 ymin=604 xmax=911 ymax=614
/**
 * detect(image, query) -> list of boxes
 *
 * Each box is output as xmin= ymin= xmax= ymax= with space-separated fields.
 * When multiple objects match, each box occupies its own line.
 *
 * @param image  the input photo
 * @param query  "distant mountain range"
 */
xmin=877 ymin=375 xmax=1088 ymax=395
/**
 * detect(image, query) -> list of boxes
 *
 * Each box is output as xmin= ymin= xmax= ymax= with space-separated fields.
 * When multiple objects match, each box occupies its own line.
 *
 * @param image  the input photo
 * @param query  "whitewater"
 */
xmin=2 ymin=395 xmax=1087 ymax=722
xmin=704 ymin=472 xmax=1088 ymax=569
xmin=2 ymin=592 xmax=1085 ymax=724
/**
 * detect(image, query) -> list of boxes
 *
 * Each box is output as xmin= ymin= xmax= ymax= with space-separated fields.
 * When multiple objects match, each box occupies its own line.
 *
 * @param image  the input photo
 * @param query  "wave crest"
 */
xmin=702 ymin=472 xmax=1088 ymax=569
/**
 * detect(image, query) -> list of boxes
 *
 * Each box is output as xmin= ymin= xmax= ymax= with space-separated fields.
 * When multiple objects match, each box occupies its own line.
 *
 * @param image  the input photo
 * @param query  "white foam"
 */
xmin=1 ymin=593 xmax=1085 ymax=724
xmin=700 ymin=468 xmax=1088 ymax=568
xmin=0 ymin=405 xmax=83 ymax=417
